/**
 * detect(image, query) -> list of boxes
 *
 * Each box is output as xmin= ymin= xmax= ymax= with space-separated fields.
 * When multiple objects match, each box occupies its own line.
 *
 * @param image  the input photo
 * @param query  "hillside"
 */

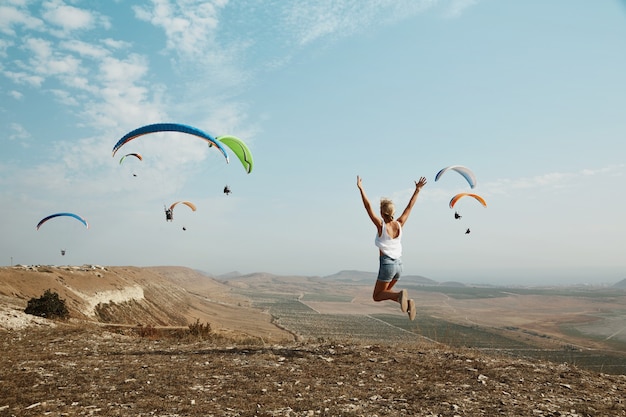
xmin=1 ymin=266 xmax=626 ymax=416
xmin=614 ymin=278 xmax=626 ymax=289
xmin=0 ymin=265 xmax=292 ymax=342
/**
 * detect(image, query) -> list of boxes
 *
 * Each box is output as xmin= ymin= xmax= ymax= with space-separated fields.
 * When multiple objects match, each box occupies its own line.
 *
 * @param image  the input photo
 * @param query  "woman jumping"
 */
xmin=357 ymin=175 xmax=427 ymax=320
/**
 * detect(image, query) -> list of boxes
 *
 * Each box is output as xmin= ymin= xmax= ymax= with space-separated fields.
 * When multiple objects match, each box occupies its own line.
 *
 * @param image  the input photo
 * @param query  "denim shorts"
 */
xmin=377 ymin=254 xmax=403 ymax=282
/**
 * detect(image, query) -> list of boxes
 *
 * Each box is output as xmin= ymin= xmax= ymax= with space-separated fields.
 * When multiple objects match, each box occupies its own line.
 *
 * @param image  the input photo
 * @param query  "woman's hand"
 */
xmin=415 ymin=176 xmax=427 ymax=190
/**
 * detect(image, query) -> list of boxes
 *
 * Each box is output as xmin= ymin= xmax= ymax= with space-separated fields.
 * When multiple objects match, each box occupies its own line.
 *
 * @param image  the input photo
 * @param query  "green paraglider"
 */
xmin=213 ymin=135 xmax=253 ymax=174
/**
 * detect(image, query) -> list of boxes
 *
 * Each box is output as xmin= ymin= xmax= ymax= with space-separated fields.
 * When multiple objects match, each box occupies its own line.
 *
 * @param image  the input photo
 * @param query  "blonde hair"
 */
xmin=380 ymin=198 xmax=395 ymax=222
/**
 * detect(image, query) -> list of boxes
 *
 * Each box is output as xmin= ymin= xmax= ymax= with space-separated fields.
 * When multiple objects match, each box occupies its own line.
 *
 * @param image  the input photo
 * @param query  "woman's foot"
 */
xmin=407 ymin=299 xmax=416 ymax=321
xmin=398 ymin=289 xmax=408 ymax=312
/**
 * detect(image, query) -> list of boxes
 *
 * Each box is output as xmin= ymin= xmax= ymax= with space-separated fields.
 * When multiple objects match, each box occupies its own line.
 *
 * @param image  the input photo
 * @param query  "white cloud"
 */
xmin=132 ymin=0 xmax=250 ymax=106
xmin=101 ymin=38 xmax=131 ymax=50
xmin=9 ymin=90 xmax=23 ymax=100
xmin=99 ymin=54 xmax=148 ymax=85
xmin=49 ymin=88 xmax=79 ymax=106
xmin=61 ymin=39 xmax=109 ymax=59
xmin=0 ymin=4 xmax=44 ymax=36
xmin=55 ymin=50 xmax=165 ymax=133
xmin=0 ymin=38 xmax=13 ymax=57
xmin=9 ymin=122 xmax=31 ymax=142
xmin=443 ymin=0 xmax=478 ymax=19
xmin=282 ymin=0 xmax=438 ymax=46
xmin=4 ymin=28 xmax=157 ymax=130
xmin=3 ymin=70 xmax=45 ymax=87
xmin=133 ymin=0 xmax=224 ymax=57
xmin=485 ymin=165 xmax=625 ymax=196
xmin=42 ymin=0 xmax=95 ymax=33
xmin=580 ymin=165 xmax=623 ymax=177
xmin=24 ymin=37 xmax=83 ymax=79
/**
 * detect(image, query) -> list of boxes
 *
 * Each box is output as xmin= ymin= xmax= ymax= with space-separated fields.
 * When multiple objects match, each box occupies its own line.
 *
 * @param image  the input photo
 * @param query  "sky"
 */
xmin=1 ymin=0 xmax=625 ymax=286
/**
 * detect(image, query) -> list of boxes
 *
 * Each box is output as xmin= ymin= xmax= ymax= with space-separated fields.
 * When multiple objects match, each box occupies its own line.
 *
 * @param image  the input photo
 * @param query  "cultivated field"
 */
xmin=230 ymin=276 xmax=626 ymax=375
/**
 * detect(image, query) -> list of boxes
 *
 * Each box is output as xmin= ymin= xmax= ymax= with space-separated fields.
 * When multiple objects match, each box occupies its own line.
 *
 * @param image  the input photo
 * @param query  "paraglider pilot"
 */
xmin=454 ymin=211 xmax=462 ymax=219
xmin=223 ymin=185 xmax=231 ymax=195
xmin=165 ymin=206 xmax=173 ymax=222
xmin=465 ymin=228 xmax=471 ymax=234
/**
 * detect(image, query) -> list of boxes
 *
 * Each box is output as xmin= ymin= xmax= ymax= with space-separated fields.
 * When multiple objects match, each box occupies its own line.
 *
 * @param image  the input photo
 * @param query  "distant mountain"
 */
xmin=323 ymin=270 xmax=438 ymax=285
xmin=204 ymin=269 xmax=443 ymax=286
xmin=216 ymin=271 xmax=243 ymax=280
xmin=404 ymin=275 xmax=438 ymax=285
xmin=613 ymin=278 xmax=626 ymax=289
xmin=323 ymin=270 xmax=376 ymax=283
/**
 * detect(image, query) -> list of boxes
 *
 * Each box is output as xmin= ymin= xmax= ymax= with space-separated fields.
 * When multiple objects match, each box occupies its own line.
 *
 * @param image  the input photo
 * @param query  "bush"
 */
xmin=24 ymin=289 xmax=69 ymax=319
xmin=188 ymin=319 xmax=212 ymax=339
xmin=134 ymin=323 xmax=159 ymax=339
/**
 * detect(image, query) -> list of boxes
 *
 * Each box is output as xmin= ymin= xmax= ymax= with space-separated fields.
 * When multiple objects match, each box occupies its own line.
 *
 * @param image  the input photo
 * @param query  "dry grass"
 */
xmin=1 ymin=323 xmax=626 ymax=416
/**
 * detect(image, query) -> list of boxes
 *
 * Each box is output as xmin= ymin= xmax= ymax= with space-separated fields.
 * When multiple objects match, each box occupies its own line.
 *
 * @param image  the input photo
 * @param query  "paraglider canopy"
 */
xmin=216 ymin=135 xmax=253 ymax=174
xmin=36 ymin=213 xmax=89 ymax=230
xmin=119 ymin=153 xmax=143 ymax=164
xmin=112 ymin=123 xmax=230 ymax=163
xmin=449 ymin=193 xmax=487 ymax=209
xmin=170 ymin=201 xmax=197 ymax=212
xmin=435 ymin=165 xmax=477 ymax=189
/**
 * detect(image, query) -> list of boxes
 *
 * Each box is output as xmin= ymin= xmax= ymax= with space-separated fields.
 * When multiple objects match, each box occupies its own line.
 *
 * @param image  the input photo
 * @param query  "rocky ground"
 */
xmin=1 ymin=324 xmax=625 ymax=417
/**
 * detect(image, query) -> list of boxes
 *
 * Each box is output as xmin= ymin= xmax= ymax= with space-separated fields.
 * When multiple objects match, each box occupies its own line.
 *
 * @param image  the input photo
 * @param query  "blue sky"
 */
xmin=1 ymin=0 xmax=625 ymax=285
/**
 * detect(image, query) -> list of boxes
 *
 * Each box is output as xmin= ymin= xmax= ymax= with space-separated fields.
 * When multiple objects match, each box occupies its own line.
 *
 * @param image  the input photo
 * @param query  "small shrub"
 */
xmin=188 ymin=319 xmax=212 ymax=339
xmin=24 ymin=289 xmax=69 ymax=319
xmin=135 ymin=324 xmax=159 ymax=339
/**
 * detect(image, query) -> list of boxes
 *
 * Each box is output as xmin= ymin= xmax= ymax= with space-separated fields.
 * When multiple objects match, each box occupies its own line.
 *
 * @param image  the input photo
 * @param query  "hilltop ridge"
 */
xmin=0 ymin=265 xmax=292 ymax=341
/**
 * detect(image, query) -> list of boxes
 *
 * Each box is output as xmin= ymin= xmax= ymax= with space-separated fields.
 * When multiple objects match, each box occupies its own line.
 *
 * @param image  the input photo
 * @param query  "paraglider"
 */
xmin=119 ymin=153 xmax=143 ymax=164
xmin=434 ymin=166 xmax=486 ymax=235
xmin=215 ymin=135 xmax=253 ymax=174
xmin=164 ymin=207 xmax=173 ymax=222
xmin=449 ymin=193 xmax=487 ymax=209
xmin=170 ymin=201 xmax=197 ymax=212
xmin=119 ymin=153 xmax=142 ymax=177
xmin=166 ymin=201 xmax=197 ymax=221
xmin=36 ymin=213 xmax=89 ymax=230
xmin=449 ymin=194 xmax=485 ymax=235
xmin=435 ymin=165 xmax=477 ymax=189
xmin=112 ymin=123 xmax=230 ymax=163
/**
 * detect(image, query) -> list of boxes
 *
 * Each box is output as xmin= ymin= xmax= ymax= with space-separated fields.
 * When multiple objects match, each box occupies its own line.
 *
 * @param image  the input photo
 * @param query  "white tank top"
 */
xmin=375 ymin=220 xmax=402 ymax=259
